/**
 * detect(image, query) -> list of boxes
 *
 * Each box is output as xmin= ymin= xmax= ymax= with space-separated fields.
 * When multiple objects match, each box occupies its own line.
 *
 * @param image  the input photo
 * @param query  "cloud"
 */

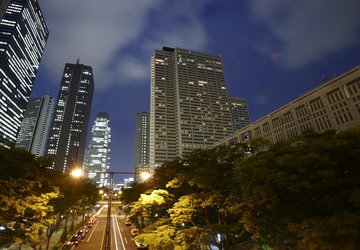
xmin=248 ymin=0 xmax=360 ymax=69
xmin=38 ymin=0 xmax=209 ymax=90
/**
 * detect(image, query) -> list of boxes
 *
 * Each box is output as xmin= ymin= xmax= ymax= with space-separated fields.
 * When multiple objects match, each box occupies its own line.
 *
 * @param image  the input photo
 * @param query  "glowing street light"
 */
xmin=71 ymin=168 xmax=84 ymax=178
xmin=140 ymin=171 xmax=151 ymax=181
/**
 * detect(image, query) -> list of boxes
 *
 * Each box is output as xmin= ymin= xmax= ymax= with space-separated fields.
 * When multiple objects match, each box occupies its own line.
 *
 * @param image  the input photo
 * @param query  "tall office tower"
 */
xmin=85 ymin=112 xmax=111 ymax=187
xmin=46 ymin=62 xmax=94 ymax=173
xmin=229 ymin=96 xmax=250 ymax=130
xmin=0 ymin=0 xmax=48 ymax=145
xmin=15 ymin=95 xmax=53 ymax=156
xmin=149 ymin=47 xmax=234 ymax=169
xmin=134 ymin=112 xmax=149 ymax=182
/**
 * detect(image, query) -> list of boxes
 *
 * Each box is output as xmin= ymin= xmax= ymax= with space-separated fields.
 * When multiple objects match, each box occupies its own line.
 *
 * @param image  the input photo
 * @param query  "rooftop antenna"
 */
xmin=76 ymin=57 xmax=80 ymax=64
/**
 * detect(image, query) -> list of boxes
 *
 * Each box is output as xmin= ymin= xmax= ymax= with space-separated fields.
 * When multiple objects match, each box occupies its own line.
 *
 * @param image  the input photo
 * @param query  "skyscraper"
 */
xmin=15 ymin=95 xmax=53 ymax=157
xmin=150 ymin=47 xmax=234 ymax=169
xmin=0 ymin=0 xmax=48 ymax=145
xmin=85 ymin=112 xmax=111 ymax=187
xmin=134 ymin=112 xmax=149 ymax=182
xmin=46 ymin=61 xmax=94 ymax=173
xmin=229 ymin=96 xmax=250 ymax=130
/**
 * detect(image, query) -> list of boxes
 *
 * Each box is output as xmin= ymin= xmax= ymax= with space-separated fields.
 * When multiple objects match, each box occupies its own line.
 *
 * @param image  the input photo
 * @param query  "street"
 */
xmin=76 ymin=206 xmax=139 ymax=250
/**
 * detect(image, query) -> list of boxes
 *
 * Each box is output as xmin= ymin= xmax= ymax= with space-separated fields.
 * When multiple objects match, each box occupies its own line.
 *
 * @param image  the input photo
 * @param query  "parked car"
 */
xmin=125 ymin=219 xmax=131 ymax=226
xmin=131 ymin=228 xmax=139 ymax=237
xmin=134 ymin=239 xmax=148 ymax=249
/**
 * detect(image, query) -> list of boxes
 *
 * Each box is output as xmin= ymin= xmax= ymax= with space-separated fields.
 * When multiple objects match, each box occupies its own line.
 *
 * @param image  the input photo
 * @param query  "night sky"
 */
xmin=33 ymin=0 xmax=360 ymax=180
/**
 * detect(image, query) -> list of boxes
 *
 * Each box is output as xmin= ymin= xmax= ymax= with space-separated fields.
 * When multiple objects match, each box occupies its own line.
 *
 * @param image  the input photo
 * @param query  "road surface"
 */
xmin=76 ymin=206 xmax=139 ymax=250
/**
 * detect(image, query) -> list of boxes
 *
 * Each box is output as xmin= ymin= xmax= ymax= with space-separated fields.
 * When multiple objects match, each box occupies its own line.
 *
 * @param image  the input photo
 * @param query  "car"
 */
xmin=134 ymin=239 xmax=148 ymax=249
xmin=66 ymin=234 xmax=82 ymax=246
xmin=77 ymin=229 xmax=86 ymax=239
xmin=131 ymin=228 xmax=139 ymax=237
xmin=125 ymin=219 xmax=131 ymax=226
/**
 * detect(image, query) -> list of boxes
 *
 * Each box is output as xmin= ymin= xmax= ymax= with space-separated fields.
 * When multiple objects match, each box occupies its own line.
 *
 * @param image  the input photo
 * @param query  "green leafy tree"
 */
xmin=135 ymin=218 xmax=175 ymax=250
xmin=235 ymin=128 xmax=360 ymax=249
xmin=0 ymin=146 xmax=60 ymax=248
xmin=130 ymin=189 xmax=174 ymax=228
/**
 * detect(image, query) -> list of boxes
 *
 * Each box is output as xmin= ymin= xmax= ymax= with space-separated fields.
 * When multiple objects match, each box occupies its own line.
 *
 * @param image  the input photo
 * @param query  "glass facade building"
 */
xmin=15 ymin=95 xmax=53 ymax=157
xmin=0 ymin=0 xmax=48 ymax=144
xmin=46 ymin=62 xmax=94 ymax=172
xmin=85 ymin=112 xmax=111 ymax=187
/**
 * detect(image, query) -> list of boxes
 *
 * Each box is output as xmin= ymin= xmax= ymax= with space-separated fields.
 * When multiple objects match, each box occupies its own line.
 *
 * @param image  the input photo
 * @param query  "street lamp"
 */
xmin=140 ymin=171 xmax=151 ymax=181
xmin=70 ymin=168 xmax=84 ymax=178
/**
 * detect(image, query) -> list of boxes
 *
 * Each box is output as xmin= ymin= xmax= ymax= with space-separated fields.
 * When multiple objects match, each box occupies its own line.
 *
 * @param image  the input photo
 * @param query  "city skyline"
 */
xmin=29 ymin=0 xmax=360 ymax=176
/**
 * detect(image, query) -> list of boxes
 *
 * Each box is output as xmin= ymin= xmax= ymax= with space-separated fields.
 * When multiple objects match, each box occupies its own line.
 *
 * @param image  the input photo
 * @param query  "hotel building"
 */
xmin=150 ymin=47 xmax=234 ymax=169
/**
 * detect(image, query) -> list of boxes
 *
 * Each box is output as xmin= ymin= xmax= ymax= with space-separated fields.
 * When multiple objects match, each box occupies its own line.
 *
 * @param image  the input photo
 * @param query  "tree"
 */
xmin=135 ymin=218 xmax=176 ymax=250
xmin=136 ymin=144 xmax=249 ymax=250
xmin=235 ymin=128 xmax=360 ymax=249
xmin=130 ymin=189 xmax=174 ymax=228
xmin=0 ymin=146 xmax=99 ymax=249
xmin=0 ymin=146 xmax=60 ymax=248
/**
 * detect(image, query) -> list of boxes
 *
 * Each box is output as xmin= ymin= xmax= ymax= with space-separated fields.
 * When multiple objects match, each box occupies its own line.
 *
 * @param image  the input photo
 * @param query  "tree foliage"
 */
xmin=235 ymin=128 xmax=360 ymax=249
xmin=0 ymin=146 xmax=99 ymax=248
xmin=123 ymin=128 xmax=360 ymax=250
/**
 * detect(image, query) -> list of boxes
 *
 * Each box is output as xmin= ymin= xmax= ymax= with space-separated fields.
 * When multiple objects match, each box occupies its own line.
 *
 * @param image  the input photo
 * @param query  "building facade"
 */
xmin=15 ymin=95 xmax=53 ymax=156
xmin=134 ymin=112 xmax=149 ymax=182
xmin=214 ymin=65 xmax=360 ymax=147
xmin=46 ymin=61 xmax=94 ymax=172
xmin=229 ymin=96 xmax=250 ymax=130
xmin=85 ymin=112 xmax=111 ymax=187
xmin=150 ymin=47 xmax=234 ymax=169
xmin=0 ymin=0 xmax=48 ymax=144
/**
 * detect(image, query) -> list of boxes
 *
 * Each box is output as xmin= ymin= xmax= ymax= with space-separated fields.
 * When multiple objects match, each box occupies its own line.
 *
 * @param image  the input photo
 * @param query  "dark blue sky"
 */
xmin=33 ymin=0 xmax=360 ymax=180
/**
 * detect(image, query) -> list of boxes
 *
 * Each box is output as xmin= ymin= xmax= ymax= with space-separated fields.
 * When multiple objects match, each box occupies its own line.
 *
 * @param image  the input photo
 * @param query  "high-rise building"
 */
xmin=85 ymin=112 xmax=111 ymax=187
xmin=15 ymin=95 xmax=53 ymax=157
xmin=150 ymin=47 xmax=234 ymax=169
xmin=229 ymin=96 xmax=250 ymax=130
xmin=46 ymin=61 xmax=94 ymax=173
xmin=134 ymin=112 xmax=149 ymax=182
xmin=215 ymin=65 xmax=360 ymax=148
xmin=0 ymin=0 xmax=48 ymax=145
